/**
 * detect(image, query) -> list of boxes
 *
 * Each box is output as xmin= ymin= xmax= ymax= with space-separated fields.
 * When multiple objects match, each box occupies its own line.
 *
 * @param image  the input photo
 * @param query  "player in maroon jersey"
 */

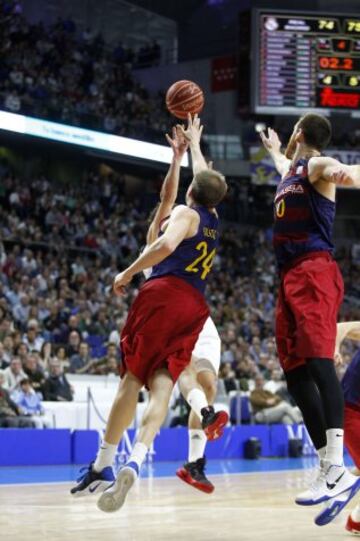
xmin=71 ymin=116 xmax=228 ymax=512
xmin=144 ymin=122 xmax=226 ymax=494
xmin=260 ymin=114 xmax=360 ymax=525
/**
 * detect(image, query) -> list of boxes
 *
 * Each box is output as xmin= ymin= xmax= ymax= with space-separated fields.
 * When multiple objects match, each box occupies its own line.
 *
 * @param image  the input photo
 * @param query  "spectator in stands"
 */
xmin=12 ymin=294 xmax=30 ymax=326
xmin=2 ymin=335 xmax=14 ymax=365
xmin=250 ymin=375 xmax=302 ymax=425
xmin=170 ymin=395 xmax=191 ymax=428
xmin=40 ymin=341 xmax=53 ymax=371
xmin=42 ymin=360 xmax=73 ymax=402
xmin=22 ymin=319 xmax=44 ymax=352
xmin=66 ymin=330 xmax=81 ymax=357
xmin=3 ymin=356 xmax=26 ymax=391
xmin=16 ymin=341 xmax=29 ymax=365
xmin=0 ymin=341 xmax=9 ymax=369
xmin=69 ymin=342 xmax=94 ymax=374
xmin=91 ymin=342 xmax=120 ymax=375
xmin=0 ymin=371 xmax=34 ymax=427
xmin=23 ymin=353 xmax=46 ymax=394
xmin=108 ymin=317 xmax=125 ymax=347
xmin=61 ymin=315 xmax=81 ymax=343
xmin=263 ymin=369 xmax=286 ymax=395
xmin=12 ymin=378 xmax=49 ymax=428
xmin=219 ymin=362 xmax=238 ymax=393
xmin=4 ymin=91 xmax=21 ymax=112
xmin=55 ymin=346 xmax=70 ymax=372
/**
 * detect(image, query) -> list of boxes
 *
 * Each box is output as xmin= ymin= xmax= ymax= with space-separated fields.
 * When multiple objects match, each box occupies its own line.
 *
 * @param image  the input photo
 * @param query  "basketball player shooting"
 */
xmin=71 ymin=115 xmax=228 ymax=513
xmin=144 ymin=114 xmax=227 ymax=494
xmin=260 ymin=114 xmax=360 ymax=526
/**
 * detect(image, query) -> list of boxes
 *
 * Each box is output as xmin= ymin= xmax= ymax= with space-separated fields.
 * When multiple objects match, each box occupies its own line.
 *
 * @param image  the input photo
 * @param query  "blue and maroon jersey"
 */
xmin=149 ymin=206 xmax=219 ymax=294
xmin=273 ymin=158 xmax=335 ymax=270
xmin=342 ymin=350 xmax=360 ymax=408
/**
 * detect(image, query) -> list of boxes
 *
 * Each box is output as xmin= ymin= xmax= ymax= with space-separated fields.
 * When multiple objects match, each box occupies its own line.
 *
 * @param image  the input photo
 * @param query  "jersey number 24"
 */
xmin=185 ymin=241 xmax=216 ymax=280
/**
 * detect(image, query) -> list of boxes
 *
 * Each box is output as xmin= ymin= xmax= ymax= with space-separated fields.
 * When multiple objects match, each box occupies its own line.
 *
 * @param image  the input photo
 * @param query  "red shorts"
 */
xmin=275 ymin=252 xmax=344 ymax=373
xmin=345 ymin=403 xmax=360 ymax=469
xmin=120 ymin=276 xmax=209 ymax=387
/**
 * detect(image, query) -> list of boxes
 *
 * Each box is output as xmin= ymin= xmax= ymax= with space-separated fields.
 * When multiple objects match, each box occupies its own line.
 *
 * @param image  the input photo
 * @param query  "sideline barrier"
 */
xmin=0 ymin=429 xmax=71 ymax=466
xmin=0 ymin=424 xmax=318 ymax=467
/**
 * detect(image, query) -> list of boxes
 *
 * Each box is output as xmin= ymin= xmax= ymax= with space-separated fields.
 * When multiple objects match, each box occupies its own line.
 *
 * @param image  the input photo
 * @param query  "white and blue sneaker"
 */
xmin=314 ymin=480 xmax=360 ymax=526
xmin=296 ymin=460 xmax=360 ymax=506
xmin=70 ymin=463 xmax=115 ymax=497
xmin=97 ymin=461 xmax=139 ymax=513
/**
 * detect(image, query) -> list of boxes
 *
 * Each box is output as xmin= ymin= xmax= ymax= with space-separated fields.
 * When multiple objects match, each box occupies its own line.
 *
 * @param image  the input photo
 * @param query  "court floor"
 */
xmin=0 ymin=459 xmax=356 ymax=541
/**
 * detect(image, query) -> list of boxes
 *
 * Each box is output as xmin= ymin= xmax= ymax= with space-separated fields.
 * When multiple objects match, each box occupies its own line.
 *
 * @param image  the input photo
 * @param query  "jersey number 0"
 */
xmin=185 ymin=241 xmax=216 ymax=280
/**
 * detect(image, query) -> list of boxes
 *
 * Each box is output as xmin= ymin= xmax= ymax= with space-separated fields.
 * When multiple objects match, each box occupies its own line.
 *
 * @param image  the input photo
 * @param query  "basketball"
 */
xmin=166 ymin=80 xmax=204 ymax=120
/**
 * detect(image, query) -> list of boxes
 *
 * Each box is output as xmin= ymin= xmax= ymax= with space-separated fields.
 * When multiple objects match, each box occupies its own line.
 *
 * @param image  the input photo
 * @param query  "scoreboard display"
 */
xmin=253 ymin=10 xmax=360 ymax=114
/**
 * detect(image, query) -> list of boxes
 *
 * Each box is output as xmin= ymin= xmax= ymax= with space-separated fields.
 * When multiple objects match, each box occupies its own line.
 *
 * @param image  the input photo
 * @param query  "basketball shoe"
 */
xmin=70 ymin=462 xmax=115 ymax=497
xmin=296 ymin=460 xmax=360 ymax=506
xmin=315 ymin=485 xmax=360 ymax=526
xmin=97 ymin=461 xmax=139 ymax=513
xmin=201 ymin=406 xmax=228 ymax=441
xmin=176 ymin=457 xmax=214 ymax=494
xmin=346 ymin=510 xmax=360 ymax=535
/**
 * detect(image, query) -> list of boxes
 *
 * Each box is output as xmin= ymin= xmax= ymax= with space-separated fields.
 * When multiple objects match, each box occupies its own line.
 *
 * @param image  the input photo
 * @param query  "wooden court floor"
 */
xmin=0 ymin=470 xmax=354 ymax=541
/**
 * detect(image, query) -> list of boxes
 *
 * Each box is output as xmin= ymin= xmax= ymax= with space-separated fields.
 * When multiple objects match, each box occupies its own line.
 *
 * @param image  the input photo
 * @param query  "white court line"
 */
xmin=0 ymin=465 xmax=312 ymax=488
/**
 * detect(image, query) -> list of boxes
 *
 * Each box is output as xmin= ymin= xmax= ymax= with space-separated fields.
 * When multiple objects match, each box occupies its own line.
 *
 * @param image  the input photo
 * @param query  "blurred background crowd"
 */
xmin=0 ymin=0 xmax=169 ymax=141
xmin=0 ymin=167 xmax=359 ymax=428
xmin=0 ymin=0 xmax=359 ymax=429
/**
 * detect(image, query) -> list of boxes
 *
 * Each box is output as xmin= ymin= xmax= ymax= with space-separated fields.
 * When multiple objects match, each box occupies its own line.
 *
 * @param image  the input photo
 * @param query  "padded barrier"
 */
xmin=0 ymin=429 xmax=71 ymax=466
xmin=0 ymin=424 xmax=320 ymax=466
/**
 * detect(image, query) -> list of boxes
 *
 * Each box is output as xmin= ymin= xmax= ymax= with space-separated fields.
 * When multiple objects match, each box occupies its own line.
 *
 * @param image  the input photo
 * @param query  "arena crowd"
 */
xmin=0 ymin=168 xmax=359 ymax=427
xmin=0 ymin=0 xmax=168 ymax=141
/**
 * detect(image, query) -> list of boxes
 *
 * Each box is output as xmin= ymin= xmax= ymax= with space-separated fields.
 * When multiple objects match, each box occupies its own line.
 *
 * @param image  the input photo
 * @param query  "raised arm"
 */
xmin=179 ymin=113 xmax=207 ymax=175
xmin=113 ymin=205 xmax=199 ymax=295
xmin=260 ymin=128 xmax=291 ymax=179
xmin=146 ymin=127 xmax=189 ymax=245
xmin=308 ymin=156 xmax=360 ymax=188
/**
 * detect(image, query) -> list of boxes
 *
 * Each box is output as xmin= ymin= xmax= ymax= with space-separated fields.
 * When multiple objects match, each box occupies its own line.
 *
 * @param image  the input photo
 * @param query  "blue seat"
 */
xmin=86 ymin=335 xmax=106 ymax=358
xmin=241 ymin=396 xmax=251 ymax=424
xmin=87 ymin=335 xmax=104 ymax=347
xmin=230 ymin=394 xmax=241 ymax=425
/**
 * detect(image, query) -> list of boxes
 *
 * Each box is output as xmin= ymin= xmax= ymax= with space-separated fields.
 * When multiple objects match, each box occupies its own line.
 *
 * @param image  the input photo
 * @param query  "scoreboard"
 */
xmin=253 ymin=10 xmax=360 ymax=115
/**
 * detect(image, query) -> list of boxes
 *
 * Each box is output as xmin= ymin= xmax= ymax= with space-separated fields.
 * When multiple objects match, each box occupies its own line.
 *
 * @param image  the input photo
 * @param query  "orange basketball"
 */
xmin=166 ymin=80 xmax=204 ymax=120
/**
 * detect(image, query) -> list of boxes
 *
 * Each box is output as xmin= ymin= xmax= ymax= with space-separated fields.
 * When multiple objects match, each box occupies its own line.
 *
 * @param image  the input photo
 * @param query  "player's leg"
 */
xmin=289 ymin=362 xmax=360 ymax=518
xmin=97 ymin=369 xmax=174 ymax=513
xmin=276 ymin=283 xmax=327 ymax=449
xmin=286 ymin=260 xmax=360 ymax=512
xmin=285 ymin=364 xmax=327 ymax=454
xmin=71 ymin=371 xmax=142 ymax=497
xmin=277 ymin=280 xmax=331 ymax=503
xmin=179 ymin=362 xmax=227 ymax=441
xmin=177 ymin=365 xmax=219 ymax=493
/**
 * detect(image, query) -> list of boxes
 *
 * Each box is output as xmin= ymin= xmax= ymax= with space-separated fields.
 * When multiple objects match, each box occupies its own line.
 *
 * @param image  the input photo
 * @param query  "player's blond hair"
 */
xmin=191 ymin=169 xmax=227 ymax=208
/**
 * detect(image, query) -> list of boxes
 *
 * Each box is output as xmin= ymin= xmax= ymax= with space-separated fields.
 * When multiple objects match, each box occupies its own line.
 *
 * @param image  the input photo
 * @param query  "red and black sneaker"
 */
xmin=201 ymin=406 xmax=229 ymax=441
xmin=176 ymin=457 xmax=214 ymax=494
xmin=346 ymin=514 xmax=360 ymax=535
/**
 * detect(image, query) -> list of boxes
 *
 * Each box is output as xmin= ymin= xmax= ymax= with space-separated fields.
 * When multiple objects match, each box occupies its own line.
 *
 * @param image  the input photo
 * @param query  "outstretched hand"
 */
xmin=165 ymin=126 xmax=189 ymax=161
xmin=178 ymin=113 xmax=203 ymax=145
xmin=260 ymin=128 xmax=282 ymax=154
xmin=113 ymin=270 xmax=133 ymax=296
